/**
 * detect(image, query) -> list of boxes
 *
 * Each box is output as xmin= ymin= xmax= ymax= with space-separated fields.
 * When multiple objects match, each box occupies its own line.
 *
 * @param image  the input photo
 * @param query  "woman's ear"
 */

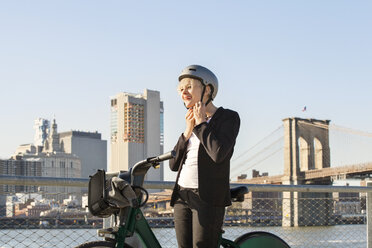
xmin=207 ymin=85 xmax=215 ymax=99
xmin=202 ymin=85 xmax=212 ymax=104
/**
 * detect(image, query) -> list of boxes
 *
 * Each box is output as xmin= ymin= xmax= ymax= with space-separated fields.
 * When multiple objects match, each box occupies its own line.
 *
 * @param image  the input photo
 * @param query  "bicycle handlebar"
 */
xmin=147 ymin=150 xmax=176 ymax=164
xmin=130 ymin=150 xmax=175 ymax=186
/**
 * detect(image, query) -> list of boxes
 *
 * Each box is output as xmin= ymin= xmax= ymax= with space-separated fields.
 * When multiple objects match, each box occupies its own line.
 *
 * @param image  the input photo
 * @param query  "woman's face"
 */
xmin=177 ymin=78 xmax=203 ymax=109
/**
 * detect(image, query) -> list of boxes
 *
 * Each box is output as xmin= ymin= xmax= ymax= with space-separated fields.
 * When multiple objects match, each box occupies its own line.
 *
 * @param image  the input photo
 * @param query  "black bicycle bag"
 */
xmin=88 ymin=169 xmax=120 ymax=218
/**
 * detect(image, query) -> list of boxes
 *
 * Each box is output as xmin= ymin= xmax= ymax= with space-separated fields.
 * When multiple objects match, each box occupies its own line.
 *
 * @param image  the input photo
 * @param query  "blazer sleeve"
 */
xmin=169 ymin=133 xmax=189 ymax=172
xmin=193 ymin=111 xmax=240 ymax=163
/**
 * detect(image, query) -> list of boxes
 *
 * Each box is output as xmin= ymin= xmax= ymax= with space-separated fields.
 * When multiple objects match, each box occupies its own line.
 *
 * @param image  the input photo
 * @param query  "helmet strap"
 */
xmin=200 ymin=84 xmax=213 ymax=105
xmin=200 ymin=85 xmax=206 ymax=103
xmin=204 ymin=86 xmax=214 ymax=106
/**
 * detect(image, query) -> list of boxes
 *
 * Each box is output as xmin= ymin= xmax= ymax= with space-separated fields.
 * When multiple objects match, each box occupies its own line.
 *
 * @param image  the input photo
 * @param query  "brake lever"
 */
xmin=152 ymin=162 xmax=160 ymax=169
xmin=146 ymin=156 xmax=160 ymax=169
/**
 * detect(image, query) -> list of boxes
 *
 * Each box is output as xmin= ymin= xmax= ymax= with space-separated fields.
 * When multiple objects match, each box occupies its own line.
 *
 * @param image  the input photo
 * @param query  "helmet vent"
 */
xmin=189 ymin=68 xmax=196 ymax=71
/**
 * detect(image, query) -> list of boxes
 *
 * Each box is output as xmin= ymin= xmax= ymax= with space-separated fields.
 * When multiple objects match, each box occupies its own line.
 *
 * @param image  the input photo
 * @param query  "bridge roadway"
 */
xmin=237 ymin=162 xmax=372 ymax=184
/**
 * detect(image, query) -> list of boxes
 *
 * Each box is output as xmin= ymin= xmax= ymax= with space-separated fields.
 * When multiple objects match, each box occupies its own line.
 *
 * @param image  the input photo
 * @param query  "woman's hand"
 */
xmin=193 ymin=101 xmax=206 ymax=126
xmin=183 ymin=108 xmax=195 ymax=140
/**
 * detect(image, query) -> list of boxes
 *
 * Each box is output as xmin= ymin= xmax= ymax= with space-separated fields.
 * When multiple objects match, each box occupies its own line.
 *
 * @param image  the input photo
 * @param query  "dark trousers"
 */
xmin=173 ymin=187 xmax=225 ymax=248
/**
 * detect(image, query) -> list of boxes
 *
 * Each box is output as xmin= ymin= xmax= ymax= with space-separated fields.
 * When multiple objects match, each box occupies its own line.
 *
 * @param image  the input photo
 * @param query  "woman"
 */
xmin=169 ymin=65 xmax=240 ymax=248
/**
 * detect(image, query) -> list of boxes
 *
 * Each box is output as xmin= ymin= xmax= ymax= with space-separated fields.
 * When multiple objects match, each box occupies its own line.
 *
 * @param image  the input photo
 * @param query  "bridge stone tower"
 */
xmin=282 ymin=117 xmax=332 ymax=227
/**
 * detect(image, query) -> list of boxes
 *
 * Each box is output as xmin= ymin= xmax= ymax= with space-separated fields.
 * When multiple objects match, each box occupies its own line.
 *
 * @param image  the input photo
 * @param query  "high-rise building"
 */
xmin=59 ymin=131 xmax=107 ymax=178
xmin=110 ymin=89 xmax=164 ymax=182
xmin=33 ymin=118 xmax=50 ymax=147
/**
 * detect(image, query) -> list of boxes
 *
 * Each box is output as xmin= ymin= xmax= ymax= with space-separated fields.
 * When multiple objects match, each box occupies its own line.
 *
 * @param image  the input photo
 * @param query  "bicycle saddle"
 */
xmin=230 ymin=186 xmax=248 ymax=202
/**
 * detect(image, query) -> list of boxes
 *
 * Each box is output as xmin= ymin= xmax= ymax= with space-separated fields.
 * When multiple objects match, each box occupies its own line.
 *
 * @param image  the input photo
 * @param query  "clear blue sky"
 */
xmin=1 ymin=1 xmax=371 ymax=181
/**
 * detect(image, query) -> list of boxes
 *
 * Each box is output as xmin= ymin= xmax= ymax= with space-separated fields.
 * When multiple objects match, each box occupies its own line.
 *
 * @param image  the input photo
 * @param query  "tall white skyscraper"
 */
xmin=110 ymin=89 xmax=164 ymax=182
xmin=33 ymin=118 xmax=50 ymax=147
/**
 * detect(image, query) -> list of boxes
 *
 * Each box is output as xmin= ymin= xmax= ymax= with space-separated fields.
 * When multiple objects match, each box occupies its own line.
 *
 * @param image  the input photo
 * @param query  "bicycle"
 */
xmin=76 ymin=151 xmax=290 ymax=248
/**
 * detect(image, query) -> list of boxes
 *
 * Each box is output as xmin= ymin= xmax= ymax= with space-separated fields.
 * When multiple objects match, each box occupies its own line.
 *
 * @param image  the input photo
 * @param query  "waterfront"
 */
xmin=0 ymin=224 xmax=366 ymax=248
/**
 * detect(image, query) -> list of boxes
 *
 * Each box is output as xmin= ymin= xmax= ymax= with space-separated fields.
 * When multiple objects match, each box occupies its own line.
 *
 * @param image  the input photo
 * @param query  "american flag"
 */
xmin=302 ymin=106 xmax=307 ymax=112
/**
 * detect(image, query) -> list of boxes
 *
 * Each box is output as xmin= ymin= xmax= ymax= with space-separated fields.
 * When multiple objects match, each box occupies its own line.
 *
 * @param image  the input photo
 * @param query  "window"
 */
xmin=160 ymin=110 xmax=164 ymax=146
xmin=111 ymin=107 xmax=118 ymax=142
xmin=124 ymin=103 xmax=145 ymax=143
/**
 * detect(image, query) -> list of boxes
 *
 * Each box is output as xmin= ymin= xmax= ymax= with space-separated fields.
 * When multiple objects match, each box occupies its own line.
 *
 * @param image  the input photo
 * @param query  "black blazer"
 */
xmin=169 ymin=107 xmax=240 ymax=207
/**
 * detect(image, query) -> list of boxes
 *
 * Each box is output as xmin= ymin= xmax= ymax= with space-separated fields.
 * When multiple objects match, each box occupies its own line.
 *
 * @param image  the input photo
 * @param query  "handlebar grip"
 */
xmin=148 ymin=150 xmax=176 ymax=163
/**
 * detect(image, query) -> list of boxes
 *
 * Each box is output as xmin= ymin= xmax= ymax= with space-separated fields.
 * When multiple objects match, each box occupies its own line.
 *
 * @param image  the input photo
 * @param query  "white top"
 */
xmin=177 ymin=132 xmax=200 ymax=189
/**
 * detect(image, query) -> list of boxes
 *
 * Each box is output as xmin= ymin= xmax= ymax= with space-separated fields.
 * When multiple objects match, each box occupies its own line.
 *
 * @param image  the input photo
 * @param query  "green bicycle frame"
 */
xmin=115 ymin=207 xmax=161 ymax=248
xmin=114 ymin=205 xmax=241 ymax=248
xmin=219 ymin=238 xmax=239 ymax=248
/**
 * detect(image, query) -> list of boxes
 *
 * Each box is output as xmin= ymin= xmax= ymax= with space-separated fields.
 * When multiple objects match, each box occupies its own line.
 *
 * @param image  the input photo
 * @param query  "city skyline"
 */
xmin=1 ymin=1 xmax=371 ymax=181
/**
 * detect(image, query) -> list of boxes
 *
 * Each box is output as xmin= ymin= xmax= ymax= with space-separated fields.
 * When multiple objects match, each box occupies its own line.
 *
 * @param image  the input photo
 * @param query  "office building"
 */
xmin=12 ymin=119 xmax=81 ymax=195
xmin=110 ymin=89 xmax=164 ymax=182
xmin=0 ymin=157 xmax=42 ymax=194
xmin=59 ymin=131 xmax=107 ymax=178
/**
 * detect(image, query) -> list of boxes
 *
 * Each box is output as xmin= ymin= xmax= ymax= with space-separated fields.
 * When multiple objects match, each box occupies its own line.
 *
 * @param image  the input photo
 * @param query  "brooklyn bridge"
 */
xmin=229 ymin=117 xmax=372 ymax=227
xmin=231 ymin=117 xmax=372 ymax=185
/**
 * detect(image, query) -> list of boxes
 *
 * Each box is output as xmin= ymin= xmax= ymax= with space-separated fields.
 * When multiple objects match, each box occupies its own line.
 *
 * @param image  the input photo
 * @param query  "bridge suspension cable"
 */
xmin=231 ymin=136 xmax=283 ymax=172
xmin=232 ymin=125 xmax=283 ymax=163
xmin=231 ymin=123 xmax=284 ymax=179
xmin=231 ymin=146 xmax=283 ymax=179
xmin=331 ymin=124 xmax=372 ymax=138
